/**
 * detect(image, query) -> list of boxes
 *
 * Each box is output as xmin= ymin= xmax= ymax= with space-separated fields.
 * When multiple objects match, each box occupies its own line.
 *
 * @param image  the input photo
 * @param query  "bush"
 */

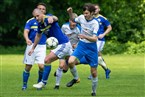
xmin=124 ymin=41 xmax=145 ymax=54
xmin=102 ymin=41 xmax=145 ymax=55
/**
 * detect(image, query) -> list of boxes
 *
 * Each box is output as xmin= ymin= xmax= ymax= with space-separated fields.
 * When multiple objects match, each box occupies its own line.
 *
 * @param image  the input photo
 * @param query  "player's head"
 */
xmin=32 ymin=8 xmax=43 ymax=22
xmin=37 ymin=2 xmax=46 ymax=14
xmin=69 ymin=13 xmax=78 ymax=29
xmin=83 ymin=3 xmax=96 ymax=20
xmin=94 ymin=4 xmax=100 ymax=15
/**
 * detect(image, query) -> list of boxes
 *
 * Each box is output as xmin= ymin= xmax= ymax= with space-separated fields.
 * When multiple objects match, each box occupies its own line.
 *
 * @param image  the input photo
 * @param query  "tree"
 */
xmin=0 ymin=0 xmax=144 ymax=46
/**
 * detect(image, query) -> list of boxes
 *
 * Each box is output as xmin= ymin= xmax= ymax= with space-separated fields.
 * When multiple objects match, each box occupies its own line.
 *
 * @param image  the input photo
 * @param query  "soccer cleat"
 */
xmin=22 ymin=85 xmax=27 ymax=91
xmin=66 ymin=78 xmax=80 ymax=87
xmin=54 ymin=85 xmax=59 ymax=90
xmin=87 ymin=75 xmax=92 ymax=80
xmin=33 ymin=82 xmax=45 ymax=89
xmin=91 ymin=92 xmax=96 ymax=96
xmin=105 ymin=69 xmax=111 ymax=79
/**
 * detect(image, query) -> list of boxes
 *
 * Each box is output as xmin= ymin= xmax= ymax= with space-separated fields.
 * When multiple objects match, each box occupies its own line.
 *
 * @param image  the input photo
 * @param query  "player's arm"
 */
xmin=98 ymin=18 xmax=112 ymax=39
xmin=47 ymin=15 xmax=58 ymax=23
xmin=104 ymin=25 xmax=112 ymax=36
xmin=28 ymin=33 xmax=41 ymax=56
xmin=23 ymin=29 xmax=32 ymax=45
xmin=67 ymin=7 xmax=75 ymax=21
xmin=98 ymin=25 xmax=112 ymax=39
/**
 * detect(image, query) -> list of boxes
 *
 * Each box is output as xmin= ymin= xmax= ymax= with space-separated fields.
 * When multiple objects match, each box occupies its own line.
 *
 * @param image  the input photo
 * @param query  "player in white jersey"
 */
xmin=54 ymin=13 xmax=81 ymax=89
xmin=66 ymin=3 xmax=99 ymax=96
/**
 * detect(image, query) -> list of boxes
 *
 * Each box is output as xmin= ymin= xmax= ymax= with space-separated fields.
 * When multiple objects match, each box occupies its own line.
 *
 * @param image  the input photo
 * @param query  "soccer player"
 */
xmin=28 ymin=8 xmax=73 ymax=89
xmin=88 ymin=4 xmax=112 ymax=79
xmin=22 ymin=3 xmax=48 ymax=90
xmin=66 ymin=3 xmax=99 ymax=96
xmin=54 ymin=13 xmax=81 ymax=89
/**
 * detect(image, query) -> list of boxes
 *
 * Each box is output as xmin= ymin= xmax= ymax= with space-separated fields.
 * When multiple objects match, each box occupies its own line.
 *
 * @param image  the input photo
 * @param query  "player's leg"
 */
xmin=54 ymin=57 xmax=69 ymax=77
xmin=54 ymin=59 xmax=66 ymax=89
xmin=33 ymin=51 xmax=58 ymax=89
xmin=66 ymin=56 xmax=80 ymax=87
xmin=22 ymin=45 xmax=34 ymax=90
xmin=90 ymin=67 xmax=98 ymax=96
xmin=97 ymin=41 xmax=111 ymax=79
xmin=22 ymin=64 xmax=32 ymax=90
xmin=35 ymin=45 xmax=46 ymax=83
xmin=37 ymin=64 xmax=44 ymax=83
xmin=87 ymin=48 xmax=98 ymax=96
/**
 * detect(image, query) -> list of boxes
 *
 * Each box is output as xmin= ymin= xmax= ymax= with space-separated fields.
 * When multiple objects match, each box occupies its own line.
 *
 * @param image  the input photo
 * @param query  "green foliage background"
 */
xmin=0 ymin=0 xmax=145 ymax=54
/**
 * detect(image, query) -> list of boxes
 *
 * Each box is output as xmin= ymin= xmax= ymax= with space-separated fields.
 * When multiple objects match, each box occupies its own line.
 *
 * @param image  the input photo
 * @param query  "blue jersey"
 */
xmin=37 ymin=15 xmax=69 ymax=44
xmin=24 ymin=18 xmax=47 ymax=44
xmin=96 ymin=14 xmax=111 ymax=41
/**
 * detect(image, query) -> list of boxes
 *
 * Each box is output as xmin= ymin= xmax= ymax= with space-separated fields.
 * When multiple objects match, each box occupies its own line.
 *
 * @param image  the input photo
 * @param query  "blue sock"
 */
xmin=23 ymin=69 xmax=30 ymax=87
xmin=37 ymin=70 xmax=43 ymax=83
xmin=42 ymin=65 xmax=51 ymax=84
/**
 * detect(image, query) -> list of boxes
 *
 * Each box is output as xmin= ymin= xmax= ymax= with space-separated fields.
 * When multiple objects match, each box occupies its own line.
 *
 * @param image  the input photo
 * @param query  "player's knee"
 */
xmin=91 ymin=69 xmax=97 ymax=78
xmin=38 ymin=64 xmax=44 ymax=70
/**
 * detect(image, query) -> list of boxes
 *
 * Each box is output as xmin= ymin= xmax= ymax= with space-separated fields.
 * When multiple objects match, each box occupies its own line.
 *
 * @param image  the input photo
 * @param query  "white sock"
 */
xmin=92 ymin=77 xmax=98 ymax=93
xmin=55 ymin=67 xmax=63 ymax=86
xmin=70 ymin=66 xmax=79 ymax=80
xmin=98 ymin=56 xmax=107 ymax=69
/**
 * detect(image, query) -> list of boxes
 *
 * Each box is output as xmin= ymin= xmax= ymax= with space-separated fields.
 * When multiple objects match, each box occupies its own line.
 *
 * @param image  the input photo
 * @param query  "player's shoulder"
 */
xmin=97 ymin=14 xmax=107 ymax=20
xmin=26 ymin=17 xmax=36 ymax=23
xmin=62 ymin=22 xmax=69 ymax=27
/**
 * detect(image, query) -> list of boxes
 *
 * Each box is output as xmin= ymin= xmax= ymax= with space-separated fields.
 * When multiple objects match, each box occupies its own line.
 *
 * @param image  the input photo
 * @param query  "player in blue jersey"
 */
xmin=54 ymin=13 xmax=81 ymax=89
xmin=66 ymin=3 xmax=99 ymax=96
xmin=22 ymin=3 xmax=48 ymax=90
xmin=87 ymin=4 xmax=112 ymax=80
xmin=28 ymin=8 xmax=73 ymax=89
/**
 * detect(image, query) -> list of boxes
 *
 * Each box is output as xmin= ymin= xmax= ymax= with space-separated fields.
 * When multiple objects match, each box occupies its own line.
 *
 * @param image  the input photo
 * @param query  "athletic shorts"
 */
xmin=51 ymin=42 xmax=73 ymax=59
xmin=97 ymin=40 xmax=105 ymax=52
xmin=72 ymin=41 xmax=98 ymax=68
xmin=23 ymin=44 xmax=46 ymax=65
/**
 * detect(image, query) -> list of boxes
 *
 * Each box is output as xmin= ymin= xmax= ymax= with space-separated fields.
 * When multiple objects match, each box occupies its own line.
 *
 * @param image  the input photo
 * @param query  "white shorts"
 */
xmin=97 ymin=40 xmax=105 ymax=52
xmin=23 ymin=44 xmax=46 ymax=65
xmin=51 ymin=42 xmax=73 ymax=59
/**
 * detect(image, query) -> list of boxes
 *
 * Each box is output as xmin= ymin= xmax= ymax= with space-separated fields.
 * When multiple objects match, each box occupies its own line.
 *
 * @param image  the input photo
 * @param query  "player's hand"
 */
xmin=67 ymin=7 xmax=73 ymax=13
xmin=48 ymin=16 xmax=54 ymax=24
xmin=78 ymin=34 xmax=86 ymax=39
xmin=28 ymin=49 xmax=34 ymax=56
xmin=26 ymin=39 xmax=32 ymax=46
xmin=98 ymin=33 xmax=105 ymax=39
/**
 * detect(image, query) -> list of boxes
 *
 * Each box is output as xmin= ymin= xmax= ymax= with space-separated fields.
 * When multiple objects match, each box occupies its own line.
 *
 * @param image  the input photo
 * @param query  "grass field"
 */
xmin=0 ymin=54 xmax=144 ymax=97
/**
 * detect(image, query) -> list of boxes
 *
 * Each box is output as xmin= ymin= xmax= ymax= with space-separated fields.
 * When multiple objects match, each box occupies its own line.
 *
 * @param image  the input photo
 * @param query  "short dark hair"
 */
xmin=83 ymin=3 xmax=96 ymax=13
xmin=37 ymin=2 xmax=46 ymax=8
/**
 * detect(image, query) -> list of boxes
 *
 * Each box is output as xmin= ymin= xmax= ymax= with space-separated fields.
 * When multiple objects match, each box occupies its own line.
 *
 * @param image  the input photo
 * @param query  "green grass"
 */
xmin=0 ymin=54 xmax=144 ymax=97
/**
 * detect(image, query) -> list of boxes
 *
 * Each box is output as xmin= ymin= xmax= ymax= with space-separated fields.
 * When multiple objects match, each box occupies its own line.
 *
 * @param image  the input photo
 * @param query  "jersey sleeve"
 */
xmin=102 ymin=17 xmax=111 ymax=27
xmin=24 ymin=20 xmax=31 ymax=30
xmin=74 ymin=15 xmax=83 ymax=24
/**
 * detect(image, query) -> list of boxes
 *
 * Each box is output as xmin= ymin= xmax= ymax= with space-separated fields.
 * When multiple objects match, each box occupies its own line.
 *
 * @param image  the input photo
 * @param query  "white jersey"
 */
xmin=75 ymin=15 xmax=99 ymax=43
xmin=61 ymin=22 xmax=81 ymax=45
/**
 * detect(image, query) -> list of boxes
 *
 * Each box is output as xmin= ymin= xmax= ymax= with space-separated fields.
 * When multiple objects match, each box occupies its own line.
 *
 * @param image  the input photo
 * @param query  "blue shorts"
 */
xmin=72 ymin=41 xmax=98 ymax=68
